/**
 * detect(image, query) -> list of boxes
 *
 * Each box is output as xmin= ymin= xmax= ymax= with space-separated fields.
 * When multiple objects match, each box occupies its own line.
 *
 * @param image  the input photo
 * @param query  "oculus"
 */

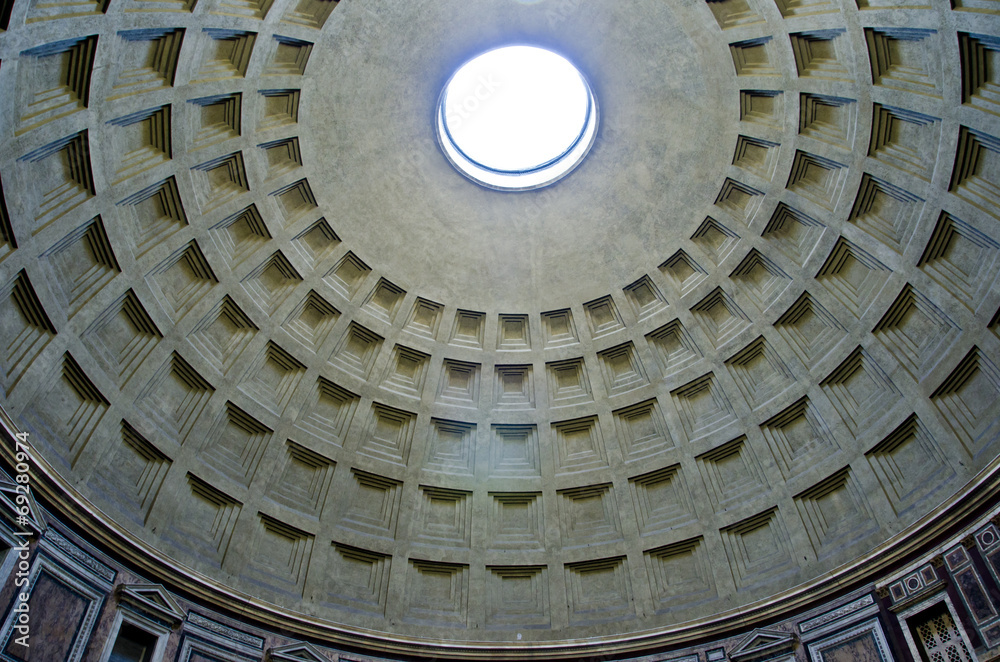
xmin=437 ymin=45 xmax=598 ymax=190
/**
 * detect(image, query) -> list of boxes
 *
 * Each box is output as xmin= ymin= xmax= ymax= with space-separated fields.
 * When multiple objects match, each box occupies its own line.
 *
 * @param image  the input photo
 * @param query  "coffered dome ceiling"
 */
xmin=1 ymin=0 xmax=1000 ymax=657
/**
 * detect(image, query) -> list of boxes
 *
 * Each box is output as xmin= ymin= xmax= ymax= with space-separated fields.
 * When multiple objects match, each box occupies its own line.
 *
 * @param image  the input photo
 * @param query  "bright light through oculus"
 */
xmin=437 ymin=46 xmax=598 ymax=190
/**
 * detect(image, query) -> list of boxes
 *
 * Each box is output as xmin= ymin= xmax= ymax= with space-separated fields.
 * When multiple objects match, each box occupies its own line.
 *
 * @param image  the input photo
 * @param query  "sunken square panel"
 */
xmin=931 ymin=347 xmax=1000 ymax=458
xmin=645 ymin=319 xmax=702 ymax=376
xmin=187 ymin=93 xmax=241 ymax=150
xmin=282 ymin=290 xmax=340 ymax=352
xmin=424 ymin=419 xmax=476 ymax=476
xmin=558 ymin=483 xmax=623 ymax=548
xmin=815 ymin=237 xmax=893 ymax=318
xmin=489 ymin=425 xmax=540 ymax=478
xmin=339 ymin=469 xmax=401 ymax=538
xmin=584 ymin=296 xmax=625 ymax=338
xmin=135 ymin=351 xmax=214 ymax=445
xmin=404 ymin=560 xmax=469 ymax=627
xmin=872 ymin=284 xmax=961 ymax=380
xmin=281 ymin=0 xmax=338 ymax=28
xmin=790 ymin=30 xmax=852 ymax=81
xmin=17 ymin=131 xmax=96 ymax=234
xmin=794 ymin=468 xmax=878 ymax=559
xmin=645 ymin=538 xmax=716 ymax=613
xmin=740 ymin=90 xmax=783 ymax=127
xmin=358 ymin=403 xmax=417 ymax=467
xmin=715 ymin=178 xmax=764 ymax=224
xmin=488 ymin=492 xmax=544 ymax=550
xmin=193 ymin=29 xmax=256 ymax=83
xmin=950 ymin=126 xmax=1000 ymax=222
xmin=551 ymin=416 xmax=609 ymax=475
xmin=732 ymin=136 xmax=780 ymax=181
xmin=629 ymin=465 xmax=696 ymax=535
xmin=773 ymin=291 xmax=848 ymax=366
xmin=243 ymin=515 xmax=313 ymax=595
xmin=88 ymin=420 xmax=170 ymax=524
xmin=707 ymin=0 xmax=763 ymax=29
xmin=866 ymin=28 xmax=942 ymax=98
xmin=918 ymin=212 xmax=1000 ymax=313
xmin=760 ymin=397 xmax=839 ymax=479
xmin=546 ymin=357 xmax=593 ymax=407
xmin=326 ymin=542 xmax=390 ymax=616
xmin=271 ymin=178 xmax=317 ymax=227
xmin=414 ymin=486 xmax=472 ymax=548
xmin=659 ymin=250 xmax=708 ymax=296
xmin=265 ymin=440 xmax=335 ymax=518
xmin=81 ymin=289 xmax=162 ymax=387
xmin=696 ymin=436 xmax=768 ymax=510
xmin=0 ymin=271 xmax=57 ymax=396
xmin=363 ymin=278 xmax=406 ymax=323
xmin=541 ymin=308 xmax=579 ymax=348
xmin=848 ymin=174 xmax=926 ymax=254
xmin=800 ymin=94 xmax=857 ymax=150
xmin=241 ymin=251 xmax=303 ymax=315
xmin=720 ymin=508 xmax=795 ymax=591
xmin=820 ymin=345 xmax=901 ymax=437
xmin=405 ymin=298 xmax=443 ymax=339
xmin=624 ymin=275 xmax=668 ymax=320
xmin=437 ymin=359 xmax=481 ymax=407
xmin=238 ymin=341 xmax=306 ymax=414
xmin=869 ymin=104 xmax=940 ymax=181
xmin=265 ymin=35 xmax=313 ymax=75
xmin=15 ymin=36 xmax=97 ymax=135
xmin=598 ymin=342 xmax=649 ymax=396
xmin=786 ymin=150 xmax=849 ymax=211
xmin=163 ymin=474 xmax=241 ymax=568
xmin=866 ymin=414 xmax=955 ymax=514
xmin=761 ymin=203 xmax=826 ymax=268
xmin=116 ymin=177 xmax=188 ymax=256
xmin=690 ymin=288 xmax=751 ymax=349
xmin=724 ymin=336 xmax=794 ymax=410
xmin=613 ymin=398 xmax=674 ymax=461
xmin=729 ymin=249 xmax=791 ymax=311
xmin=691 ymin=216 xmax=740 ymax=265
xmin=199 ymin=401 xmax=273 ymax=488
xmin=291 ymin=219 xmax=339 ymax=272
xmin=191 ymin=151 xmax=249 ymax=213
xmin=485 ymin=566 xmax=549 ymax=630
xmin=324 ymin=251 xmax=370 ymax=300
xmin=494 ymin=364 xmax=535 ymax=409
xmin=146 ymin=240 xmax=218 ymax=323
xmin=692 ymin=218 xmax=741 ymax=267
xmin=106 ymin=105 xmax=172 ymax=184
xmin=329 ymin=322 xmax=383 ymax=378
xmin=380 ymin=344 xmax=430 ymax=398
xmin=210 ymin=204 xmax=271 ymax=268
xmin=109 ymin=29 xmax=184 ymax=98
xmin=450 ymin=309 xmax=485 ymax=348
xmin=497 ymin=313 xmax=531 ymax=350
xmin=730 ymin=37 xmax=780 ymax=76
xmin=260 ymin=89 xmax=301 ymax=130
xmin=40 ymin=216 xmax=120 ymax=317
xmin=671 ymin=372 xmax=737 ymax=441
xmin=564 ymin=557 xmax=634 ymax=625
xmin=259 ymin=136 xmax=303 ymax=180
xmin=186 ymin=295 xmax=258 ymax=375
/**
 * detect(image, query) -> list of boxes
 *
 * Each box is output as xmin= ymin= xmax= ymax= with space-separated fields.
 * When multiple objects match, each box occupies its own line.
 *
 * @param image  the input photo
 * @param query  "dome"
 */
xmin=1 ymin=0 xmax=999 ymax=658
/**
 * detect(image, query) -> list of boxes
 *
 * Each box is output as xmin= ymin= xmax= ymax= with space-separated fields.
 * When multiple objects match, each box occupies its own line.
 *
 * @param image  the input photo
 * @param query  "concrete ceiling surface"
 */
xmin=1 ymin=0 xmax=1000 ymax=657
